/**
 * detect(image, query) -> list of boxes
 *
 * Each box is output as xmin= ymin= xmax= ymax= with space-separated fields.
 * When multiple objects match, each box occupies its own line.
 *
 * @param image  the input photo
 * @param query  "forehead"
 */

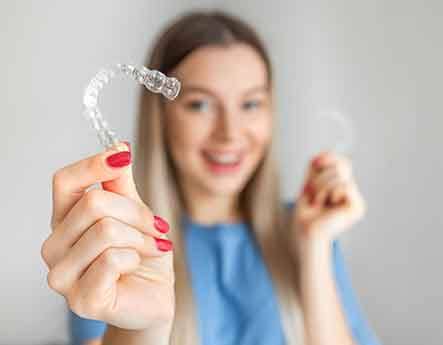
xmin=173 ymin=43 xmax=269 ymax=95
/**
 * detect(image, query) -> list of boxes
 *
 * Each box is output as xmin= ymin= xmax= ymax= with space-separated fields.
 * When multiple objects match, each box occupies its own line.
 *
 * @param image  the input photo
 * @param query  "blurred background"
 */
xmin=1 ymin=1 xmax=442 ymax=344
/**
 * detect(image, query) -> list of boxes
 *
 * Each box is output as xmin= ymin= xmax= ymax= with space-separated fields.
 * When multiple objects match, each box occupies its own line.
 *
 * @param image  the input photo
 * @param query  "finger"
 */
xmin=311 ymin=151 xmax=338 ymax=172
xmin=45 ymin=189 xmax=168 ymax=267
xmin=309 ymin=201 xmax=353 ymax=235
xmin=311 ymin=152 xmax=352 ymax=179
xmin=51 ymin=143 xmax=132 ymax=229
xmin=302 ymin=152 xmax=339 ymax=193
xmin=328 ymin=183 xmax=348 ymax=205
xmin=345 ymin=180 xmax=367 ymax=215
xmin=101 ymin=141 xmax=143 ymax=204
xmin=47 ymin=218 xmax=169 ymax=292
xmin=296 ymin=189 xmax=315 ymax=213
xmin=312 ymin=176 xmax=344 ymax=207
xmin=311 ymin=163 xmax=352 ymax=189
xmin=134 ymin=252 xmax=175 ymax=283
xmin=310 ymin=186 xmax=365 ymax=237
xmin=310 ymin=166 xmax=338 ymax=190
xmin=68 ymin=248 xmax=141 ymax=320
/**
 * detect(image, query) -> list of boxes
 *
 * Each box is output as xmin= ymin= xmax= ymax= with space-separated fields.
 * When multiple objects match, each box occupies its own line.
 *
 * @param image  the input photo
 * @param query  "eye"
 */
xmin=185 ymin=99 xmax=211 ymax=112
xmin=242 ymin=99 xmax=262 ymax=111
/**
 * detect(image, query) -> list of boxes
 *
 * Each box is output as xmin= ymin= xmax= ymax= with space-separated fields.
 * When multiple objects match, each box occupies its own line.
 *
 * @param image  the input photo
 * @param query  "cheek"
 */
xmin=164 ymin=109 xmax=208 ymax=162
xmin=248 ymin=116 xmax=272 ymax=154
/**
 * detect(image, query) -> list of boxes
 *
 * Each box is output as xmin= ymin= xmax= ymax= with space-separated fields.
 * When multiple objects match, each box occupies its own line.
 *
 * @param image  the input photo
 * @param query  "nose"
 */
xmin=213 ymin=107 xmax=241 ymax=141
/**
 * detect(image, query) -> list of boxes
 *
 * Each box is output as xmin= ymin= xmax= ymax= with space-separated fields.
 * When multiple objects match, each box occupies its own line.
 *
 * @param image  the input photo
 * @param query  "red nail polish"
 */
xmin=303 ymin=182 xmax=314 ymax=195
xmin=154 ymin=237 xmax=173 ymax=252
xmin=106 ymin=151 xmax=131 ymax=168
xmin=154 ymin=215 xmax=170 ymax=233
xmin=312 ymin=156 xmax=324 ymax=168
xmin=309 ymin=191 xmax=317 ymax=205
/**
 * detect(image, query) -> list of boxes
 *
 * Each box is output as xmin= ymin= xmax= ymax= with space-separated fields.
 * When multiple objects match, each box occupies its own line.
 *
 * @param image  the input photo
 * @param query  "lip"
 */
xmin=202 ymin=149 xmax=244 ymax=156
xmin=201 ymin=149 xmax=245 ymax=175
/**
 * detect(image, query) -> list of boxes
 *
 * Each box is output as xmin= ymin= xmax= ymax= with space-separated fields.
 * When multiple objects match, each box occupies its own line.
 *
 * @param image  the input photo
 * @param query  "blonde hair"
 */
xmin=133 ymin=10 xmax=305 ymax=345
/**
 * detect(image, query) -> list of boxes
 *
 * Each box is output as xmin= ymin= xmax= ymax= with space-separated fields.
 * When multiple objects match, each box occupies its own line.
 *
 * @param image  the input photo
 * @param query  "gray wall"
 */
xmin=1 ymin=1 xmax=442 ymax=344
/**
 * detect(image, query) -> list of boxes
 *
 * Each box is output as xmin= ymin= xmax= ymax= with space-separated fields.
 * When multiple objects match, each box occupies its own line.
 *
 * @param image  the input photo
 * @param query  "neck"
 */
xmin=180 ymin=183 xmax=244 ymax=225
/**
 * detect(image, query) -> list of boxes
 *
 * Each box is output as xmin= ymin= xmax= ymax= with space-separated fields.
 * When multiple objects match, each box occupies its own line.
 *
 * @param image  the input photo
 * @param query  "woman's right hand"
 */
xmin=41 ymin=143 xmax=175 ymax=332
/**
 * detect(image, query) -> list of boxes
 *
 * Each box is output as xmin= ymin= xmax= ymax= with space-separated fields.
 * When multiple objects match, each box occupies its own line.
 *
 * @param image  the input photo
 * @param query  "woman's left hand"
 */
xmin=291 ymin=151 xmax=367 ymax=243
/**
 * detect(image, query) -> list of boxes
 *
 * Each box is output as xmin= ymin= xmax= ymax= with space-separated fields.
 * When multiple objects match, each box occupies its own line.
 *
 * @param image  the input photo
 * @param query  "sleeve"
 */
xmin=332 ymin=240 xmax=382 ymax=345
xmin=68 ymin=309 xmax=107 ymax=345
xmin=283 ymin=200 xmax=381 ymax=345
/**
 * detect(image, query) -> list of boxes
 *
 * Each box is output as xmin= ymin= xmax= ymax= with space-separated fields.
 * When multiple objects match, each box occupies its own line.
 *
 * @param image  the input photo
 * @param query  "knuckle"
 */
xmin=94 ymin=217 xmax=119 ymax=243
xmin=86 ymin=154 xmax=103 ymax=174
xmin=40 ymin=237 xmax=52 ymax=266
xmin=47 ymin=269 xmax=64 ymax=293
xmin=52 ymin=168 xmax=65 ymax=191
xmin=83 ymin=189 xmax=106 ymax=217
xmin=101 ymin=248 xmax=121 ymax=270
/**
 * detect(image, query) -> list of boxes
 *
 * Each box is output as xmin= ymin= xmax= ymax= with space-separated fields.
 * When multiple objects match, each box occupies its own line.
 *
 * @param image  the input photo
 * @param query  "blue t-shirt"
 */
xmin=68 ymin=203 xmax=381 ymax=345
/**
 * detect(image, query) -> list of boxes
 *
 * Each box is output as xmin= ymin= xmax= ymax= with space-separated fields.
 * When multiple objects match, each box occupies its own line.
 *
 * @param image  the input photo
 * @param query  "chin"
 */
xmin=207 ymin=181 xmax=244 ymax=196
xmin=200 ymin=169 xmax=253 ymax=197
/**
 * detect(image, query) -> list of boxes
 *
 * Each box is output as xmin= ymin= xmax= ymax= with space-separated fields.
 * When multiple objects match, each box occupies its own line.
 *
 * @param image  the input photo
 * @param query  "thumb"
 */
xmin=102 ymin=141 xmax=143 ymax=204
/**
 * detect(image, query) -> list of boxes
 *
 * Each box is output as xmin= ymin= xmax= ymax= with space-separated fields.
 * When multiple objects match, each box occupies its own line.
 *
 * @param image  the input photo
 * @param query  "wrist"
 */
xmin=103 ymin=320 xmax=173 ymax=345
xmin=292 ymin=223 xmax=333 ymax=267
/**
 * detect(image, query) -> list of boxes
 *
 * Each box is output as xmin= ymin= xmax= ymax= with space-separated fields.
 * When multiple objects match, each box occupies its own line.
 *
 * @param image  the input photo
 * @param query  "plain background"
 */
xmin=1 ymin=1 xmax=442 ymax=344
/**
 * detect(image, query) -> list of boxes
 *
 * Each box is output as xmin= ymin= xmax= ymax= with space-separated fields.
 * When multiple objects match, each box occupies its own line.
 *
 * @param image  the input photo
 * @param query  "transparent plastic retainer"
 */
xmin=83 ymin=64 xmax=181 ymax=149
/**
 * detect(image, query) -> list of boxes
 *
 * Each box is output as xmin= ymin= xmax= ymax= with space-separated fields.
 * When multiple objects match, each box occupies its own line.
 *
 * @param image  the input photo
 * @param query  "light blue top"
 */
xmin=68 ymin=202 xmax=381 ymax=345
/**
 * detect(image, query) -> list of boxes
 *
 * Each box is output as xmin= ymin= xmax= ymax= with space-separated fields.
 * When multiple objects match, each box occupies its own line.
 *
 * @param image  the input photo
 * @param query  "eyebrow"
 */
xmin=180 ymin=84 xmax=269 ymax=98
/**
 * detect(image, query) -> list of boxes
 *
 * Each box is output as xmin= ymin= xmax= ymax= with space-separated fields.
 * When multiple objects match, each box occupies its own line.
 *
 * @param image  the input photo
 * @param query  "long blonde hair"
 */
xmin=133 ymin=10 xmax=304 ymax=344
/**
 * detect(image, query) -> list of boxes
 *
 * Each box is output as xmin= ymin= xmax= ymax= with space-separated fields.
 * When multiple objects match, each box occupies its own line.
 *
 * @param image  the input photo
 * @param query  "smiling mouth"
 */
xmin=202 ymin=150 xmax=244 ymax=174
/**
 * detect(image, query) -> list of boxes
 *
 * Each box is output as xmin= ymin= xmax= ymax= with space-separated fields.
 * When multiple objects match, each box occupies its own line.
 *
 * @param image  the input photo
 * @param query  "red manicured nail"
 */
xmin=303 ymin=182 xmax=314 ymax=195
xmin=154 ymin=215 xmax=170 ymax=234
xmin=106 ymin=151 xmax=131 ymax=168
xmin=309 ymin=191 xmax=317 ymax=205
xmin=154 ymin=237 xmax=173 ymax=252
xmin=312 ymin=156 xmax=325 ymax=168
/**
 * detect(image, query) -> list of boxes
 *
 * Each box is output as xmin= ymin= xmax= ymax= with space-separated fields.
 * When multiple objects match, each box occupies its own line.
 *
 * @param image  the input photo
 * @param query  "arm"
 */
xmin=297 ymin=234 xmax=355 ymax=345
xmin=102 ymin=321 xmax=173 ymax=345
xmin=332 ymin=240 xmax=382 ymax=345
xmin=289 ymin=151 xmax=379 ymax=345
xmin=69 ymin=304 xmax=173 ymax=345
xmin=85 ymin=341 xmax=102 ymax=345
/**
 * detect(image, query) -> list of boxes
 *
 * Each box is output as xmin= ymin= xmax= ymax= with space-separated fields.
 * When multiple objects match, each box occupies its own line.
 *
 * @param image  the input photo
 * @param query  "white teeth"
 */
xmin=206 ymin=153 xmax=241 ymax=164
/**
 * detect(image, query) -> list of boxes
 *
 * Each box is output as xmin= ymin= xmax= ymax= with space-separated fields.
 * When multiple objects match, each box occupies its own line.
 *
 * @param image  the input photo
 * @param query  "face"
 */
xmin=164 ymin=43 xmax=273 ymax=200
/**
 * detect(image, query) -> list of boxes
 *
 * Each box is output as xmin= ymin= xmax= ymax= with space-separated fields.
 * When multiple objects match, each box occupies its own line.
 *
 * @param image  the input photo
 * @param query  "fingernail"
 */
xmin=154 ymin=215 xmax=170 ymax=234
xmin=154 ymin=237 xmax=173 ymax=252
xmin=106 ymin=151 xmax=131 ymax=168
xmin=309 ymin=193 xmax=316 ymax=206
xmin=303 ymin=182 xmax=314 ymax=195
xmin=312 ymin=156 xmax=324 ymax=168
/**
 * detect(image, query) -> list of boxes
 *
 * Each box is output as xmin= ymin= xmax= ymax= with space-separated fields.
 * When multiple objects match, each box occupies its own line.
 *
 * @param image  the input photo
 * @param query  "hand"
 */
xmin=291 ymin=151 xmax=366 ymax=243
xmin=41 ymin=142 xmax=175 ymax=331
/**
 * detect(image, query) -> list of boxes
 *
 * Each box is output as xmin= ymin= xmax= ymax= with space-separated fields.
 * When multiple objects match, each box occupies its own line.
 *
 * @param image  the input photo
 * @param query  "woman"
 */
xmin=41 ymin=10 xmax=381 ymax=345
